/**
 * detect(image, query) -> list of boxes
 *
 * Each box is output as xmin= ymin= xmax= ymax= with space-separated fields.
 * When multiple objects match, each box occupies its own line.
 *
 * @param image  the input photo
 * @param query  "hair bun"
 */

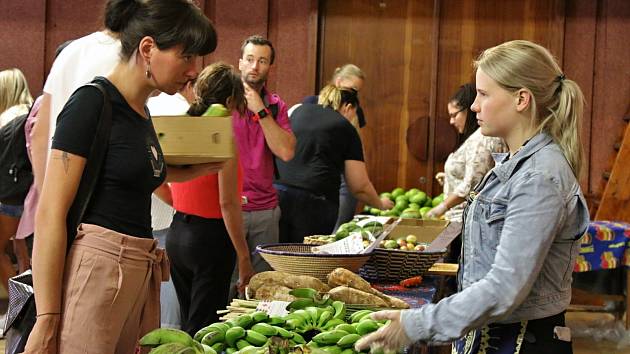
xmin=104 ymin=0 xmax=142 ymax=32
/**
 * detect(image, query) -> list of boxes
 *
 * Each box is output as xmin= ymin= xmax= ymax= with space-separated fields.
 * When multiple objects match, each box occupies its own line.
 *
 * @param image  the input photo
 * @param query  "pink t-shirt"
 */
xmin=232 ymin=87 xmax=291 ymax=211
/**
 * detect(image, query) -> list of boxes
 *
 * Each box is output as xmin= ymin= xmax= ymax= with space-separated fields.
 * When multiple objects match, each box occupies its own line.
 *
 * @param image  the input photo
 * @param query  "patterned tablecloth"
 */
xmin=574 ymin=221 xmax=630 ymax=272
xmin=371 ymin=276 xmax=438 ymax=309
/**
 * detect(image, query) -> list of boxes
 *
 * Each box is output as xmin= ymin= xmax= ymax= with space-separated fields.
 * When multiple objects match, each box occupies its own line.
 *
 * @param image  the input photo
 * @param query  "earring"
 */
xmin=145 ymin=63 xmax=152 ymax=79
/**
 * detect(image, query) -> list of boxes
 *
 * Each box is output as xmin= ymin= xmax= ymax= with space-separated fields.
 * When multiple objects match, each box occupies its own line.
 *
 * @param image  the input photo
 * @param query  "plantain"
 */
xmin=245 ymin=329 xmax=268 ymax=347
xmin=331 ymin=301 xmax=346 ymax=321
xmin=334 ymin=324 xmax=356 ymax=334
xmin=211 ymin=343 xmax=225 ymax=353
xmin=266 ymin=316 xmax=286 ymax=326
xmin=236 ymin=339 xmax=252 ymax=350
xmin=273 ymin=326 xmax=293 ymax=339
xmin=148 ymin=342 xmax=195 ymax=354
xmin=356 ymin=320 xmax=379 ymax=336
xmin=201 ymin=343 xmax=218 ymax=354
xmin=321 ymin=318 xmax=345 ymax=330
xmin=286 ymin=298 xmax=317 ymax=311
xmin=251 ymin=311 xmax=269 ymax=323
xmin=140 ymin=328 xmax=194 ymax=347
xmin=289 ymin=287 xmax=320 ymax=299
xmin=201 ymin=330 xmax=225 ymax=346
xmin=251 ymin=322 xmax=278 ymax=337
xmin=349 ymin=310 xmax=373 ymax=323
xmin=312 ymin=330 xmax=349 ymax=345
xmin=320 ymin=345 xmax=343 ymax=354
xmin=292 ymin=332 xmax=306 ymax=344
xmin=336 ymin=334 xmax=361 ymax=348
xmin=226 ymin=327 xmax=246 ymax=348
xmin=317 ymin=310 xmax=334 ymax=328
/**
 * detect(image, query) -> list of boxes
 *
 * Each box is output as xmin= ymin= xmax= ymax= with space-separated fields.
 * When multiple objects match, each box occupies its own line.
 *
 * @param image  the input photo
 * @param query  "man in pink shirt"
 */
xmin=231 ymin=35 xmax=295 ymax=294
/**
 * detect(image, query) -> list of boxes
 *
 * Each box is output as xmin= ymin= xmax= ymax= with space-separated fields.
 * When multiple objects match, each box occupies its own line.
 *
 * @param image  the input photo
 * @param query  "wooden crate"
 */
xmin=152 ymin=115 xmax=234 ymax=165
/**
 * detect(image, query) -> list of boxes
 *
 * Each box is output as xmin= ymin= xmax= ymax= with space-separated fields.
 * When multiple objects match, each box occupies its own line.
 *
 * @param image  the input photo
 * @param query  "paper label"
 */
xmin=255 ymin=300 xmax=290 ymax=317
xmin=311 ymin=233 xmax=365 ymax=254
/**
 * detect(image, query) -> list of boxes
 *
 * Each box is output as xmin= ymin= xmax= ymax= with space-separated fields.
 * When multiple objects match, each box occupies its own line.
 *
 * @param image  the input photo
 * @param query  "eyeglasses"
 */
xmin=448 ymin=107 xmax=466 ymax=119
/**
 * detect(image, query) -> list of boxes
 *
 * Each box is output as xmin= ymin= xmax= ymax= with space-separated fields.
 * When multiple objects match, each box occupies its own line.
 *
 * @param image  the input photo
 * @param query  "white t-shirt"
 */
xmin=147 ymin=92 xmax=190 ymax=116
xmin=44 ymin=31 xmax=121 ymax=144
xmin=0 ymin=104 xmax=30 ymax=128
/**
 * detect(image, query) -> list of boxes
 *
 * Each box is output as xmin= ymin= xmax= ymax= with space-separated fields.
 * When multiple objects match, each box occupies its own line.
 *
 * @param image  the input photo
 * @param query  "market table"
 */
xmin=371 ymin=277 xmax=451 ymax=354
xmin=572 ymin=221 xmax=630 ymax=328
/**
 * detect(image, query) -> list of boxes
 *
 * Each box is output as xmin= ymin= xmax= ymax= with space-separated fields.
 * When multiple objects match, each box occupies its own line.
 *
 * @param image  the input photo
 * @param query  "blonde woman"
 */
xmin=275 ymin=85 xmax=392 ymax=243
xmin=0 ymin=68 xmax=33 ymax=128
xmin=300 ymin=64 xmax=368 ymax=230
xmin=0 ymin=67 xmax=33 ymax=292
xmin=356 ymin=40 xmax=589 ymax=354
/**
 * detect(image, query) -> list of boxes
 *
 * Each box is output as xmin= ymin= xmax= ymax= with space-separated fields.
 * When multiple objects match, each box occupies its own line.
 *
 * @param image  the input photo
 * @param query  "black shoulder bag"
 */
xmin=3 ymin=82 xmax=113 ymax=354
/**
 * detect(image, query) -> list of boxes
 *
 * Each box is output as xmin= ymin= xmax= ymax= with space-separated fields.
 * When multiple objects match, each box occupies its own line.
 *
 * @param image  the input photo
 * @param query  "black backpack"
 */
xmin=0 ymin=107 xmax=33 ymax=205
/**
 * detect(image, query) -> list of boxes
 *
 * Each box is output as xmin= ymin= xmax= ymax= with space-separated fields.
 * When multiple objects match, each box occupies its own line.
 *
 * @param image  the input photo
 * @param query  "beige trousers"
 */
xmin=57 ymin=223 xmax=168 ymax=353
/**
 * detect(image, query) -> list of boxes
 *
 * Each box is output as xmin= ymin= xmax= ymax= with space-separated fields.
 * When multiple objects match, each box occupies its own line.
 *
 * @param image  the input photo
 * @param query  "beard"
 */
xmin=243 ymin=71 xmax=267 ymax=86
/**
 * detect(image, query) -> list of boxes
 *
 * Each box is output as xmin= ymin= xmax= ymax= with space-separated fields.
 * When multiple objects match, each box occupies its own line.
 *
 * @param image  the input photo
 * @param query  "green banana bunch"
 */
xmin=194 ymin=322 xmax=230 ymax=342
xmin=148 ymin=342 xmax=196 ymax=354
xmin=140 ymin=328 xmax=194 ymax=347
xmin=317 ymin=309 xmax=334 ymax=328
xmin=312 ymin=330 xmax=349 ymax=345
xmin=273 ymin=326 xmax=293 ymax=338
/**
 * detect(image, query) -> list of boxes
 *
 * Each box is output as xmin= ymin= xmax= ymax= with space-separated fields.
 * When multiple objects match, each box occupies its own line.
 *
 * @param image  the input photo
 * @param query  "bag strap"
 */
xmin=65 ymin=82 xmax=112 ymax=251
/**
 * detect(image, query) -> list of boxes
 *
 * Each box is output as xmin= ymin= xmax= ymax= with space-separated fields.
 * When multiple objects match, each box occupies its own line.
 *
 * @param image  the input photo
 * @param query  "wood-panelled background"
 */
xmin=0 ymin=0 xmax=318 ymax=109
xmin=319 ymin=0 xmax=630 ymax=213
xmin=1 ymin=0 xmax=628 ymax=212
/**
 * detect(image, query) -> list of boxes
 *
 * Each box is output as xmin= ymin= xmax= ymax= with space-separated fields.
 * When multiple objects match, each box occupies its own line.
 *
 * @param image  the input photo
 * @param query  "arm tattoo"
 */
xmin=53 ymin=152 xmax=70 ymax=174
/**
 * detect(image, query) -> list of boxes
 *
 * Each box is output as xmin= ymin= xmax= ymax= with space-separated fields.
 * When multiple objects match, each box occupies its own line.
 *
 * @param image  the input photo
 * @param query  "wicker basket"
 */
xmin=359 ymin=248 xmax=446 ymax=282
xmin=257 ymin=243 xmax=373 ymax=282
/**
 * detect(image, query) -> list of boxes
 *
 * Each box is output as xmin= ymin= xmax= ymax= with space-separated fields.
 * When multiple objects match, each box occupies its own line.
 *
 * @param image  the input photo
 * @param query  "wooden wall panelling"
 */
xmin=563 ymin=0 xmax=598 ymax=209
xmin=204 ymin=0 xmax=269 ymax=68
xmin=319 ymin=0 xmax=436 ymax=194
xmin=44 ymin=0 xmax=108 ymax=80
xmin=588 ymin=0 xmax=630 ymax=206
xmin=267 ymin=0 xmax=319 ymax=106
xmin=0 ymin=0 xmax=47 ymax=95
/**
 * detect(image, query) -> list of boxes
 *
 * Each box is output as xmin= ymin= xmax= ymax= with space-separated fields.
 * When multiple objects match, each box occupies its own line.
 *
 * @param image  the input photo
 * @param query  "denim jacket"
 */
xmin=401 ymin=132 xmax=589 ymax=343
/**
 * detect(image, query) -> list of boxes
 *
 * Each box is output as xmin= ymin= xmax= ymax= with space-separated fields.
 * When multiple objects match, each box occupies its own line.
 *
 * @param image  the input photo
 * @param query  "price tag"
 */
xmin=255 ymin=300 xmax=290 ymax=317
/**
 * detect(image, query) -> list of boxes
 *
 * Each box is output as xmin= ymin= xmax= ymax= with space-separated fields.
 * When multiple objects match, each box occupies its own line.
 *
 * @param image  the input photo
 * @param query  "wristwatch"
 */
xmin=252 ymin=107 xmax=271 ymax=122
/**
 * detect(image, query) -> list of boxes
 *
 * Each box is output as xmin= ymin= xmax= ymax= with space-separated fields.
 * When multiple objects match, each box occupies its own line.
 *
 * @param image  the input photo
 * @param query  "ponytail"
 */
xmin=318 ymin=84 xmax=359 ymax=112
xmin=188 ymin=62 xmax=246 ymax=117
xmin=475 ymin=40 xmax=585 ymax=178
xmin=538 ymin=78 xmax=585 ymax=178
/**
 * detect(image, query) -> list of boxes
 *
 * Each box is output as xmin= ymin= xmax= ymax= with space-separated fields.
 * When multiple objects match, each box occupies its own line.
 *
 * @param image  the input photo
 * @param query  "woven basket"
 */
xmin=303 ymin=236 xmax=330 ymax=245
xmin=257 ymin=243 xmax=373 ymax=282
xmin=359 ymin=248 xmax=446 ymax=282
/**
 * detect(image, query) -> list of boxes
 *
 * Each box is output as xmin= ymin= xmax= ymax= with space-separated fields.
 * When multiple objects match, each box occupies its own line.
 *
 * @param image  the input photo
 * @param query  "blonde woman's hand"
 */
xmin=435 ymin=172 xmax=446 ymax=186
xmin=354 ymin=310 xmax=412 ymax=353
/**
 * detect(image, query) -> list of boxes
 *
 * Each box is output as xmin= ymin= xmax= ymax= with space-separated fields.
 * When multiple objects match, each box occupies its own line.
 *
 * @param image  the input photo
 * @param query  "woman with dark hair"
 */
xmin=275 ymin=85 xmax=393 ymax=243
xmin=24 ymin=0 xmax=220 ymax=352
xmin=427 ymin=83 xmax=505 ymax=221
xmin=166 ymin=62 xmax=254 ymax=335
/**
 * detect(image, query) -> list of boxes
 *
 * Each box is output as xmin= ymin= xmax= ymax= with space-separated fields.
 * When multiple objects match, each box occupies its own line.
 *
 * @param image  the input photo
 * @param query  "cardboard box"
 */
xmin=386 ymin=218 xmax=450 ymax=245
xmin=152 ymin=115 xmax=234 ymax=165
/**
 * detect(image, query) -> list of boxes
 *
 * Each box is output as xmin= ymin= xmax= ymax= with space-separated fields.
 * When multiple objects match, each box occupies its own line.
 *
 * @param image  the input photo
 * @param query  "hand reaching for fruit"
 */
xmin=379 ymin=197 xmax=395 ymax=210
xmin=426 ymin=202 xmax=447 ymax=219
